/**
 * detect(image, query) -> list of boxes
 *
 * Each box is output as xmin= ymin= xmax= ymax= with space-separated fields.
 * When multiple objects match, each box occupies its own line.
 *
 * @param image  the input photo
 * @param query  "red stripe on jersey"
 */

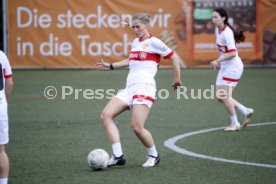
xmin=164 ymin=51 xmax=174 ymax=59
xmin=223 ymin=77 xmax=239 ymax=82
xmin=217 ymin=44 xmax=236 ymax=53
xmin=129 ymin=51 xmax=161 ymax=63
xmin=3 ymin=69 xmax=12 ymax=78
xmin=132 ymin=95 xmax=155 ymax=102
xmin=225 ymin=49 xmax=236 ymax=53
xmin=5 ymin=74 xmax=12 ymax=78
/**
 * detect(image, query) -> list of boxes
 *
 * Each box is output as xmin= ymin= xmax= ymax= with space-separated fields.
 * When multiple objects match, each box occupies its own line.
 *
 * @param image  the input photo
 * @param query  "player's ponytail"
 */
xmin=226 ymin=22 xmax=245 ymax=43
xmin=214 ymin=8 xmax=246 ymax=43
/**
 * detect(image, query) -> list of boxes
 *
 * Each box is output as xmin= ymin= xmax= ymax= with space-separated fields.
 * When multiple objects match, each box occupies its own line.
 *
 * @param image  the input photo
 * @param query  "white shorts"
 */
xmin=0 ymin=102 xmax=8 ymax=145
xmin=216 ymin=60 xmax=244 ymax=87
xmin=115 ymin=83 xmax=156 ymax=108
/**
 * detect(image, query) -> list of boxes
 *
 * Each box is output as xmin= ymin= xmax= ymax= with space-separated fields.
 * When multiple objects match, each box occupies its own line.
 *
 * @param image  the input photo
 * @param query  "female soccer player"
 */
xmin=96 ymin=13 xmax=182 ymax=167
xmin=0 ymin=51 xmax=13 ymax=184
xmin=210 ymin=8 xmax=254 ymax=131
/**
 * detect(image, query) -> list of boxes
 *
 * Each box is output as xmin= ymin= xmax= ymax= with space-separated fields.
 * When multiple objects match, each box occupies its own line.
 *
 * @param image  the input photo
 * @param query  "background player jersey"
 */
xmin=215 ymin=26 xmax=241 ymax=63
xmin=126 ymin=35 xmax=174 ymax=86
xmin=0 ymin=51 xmax=12 ymax=103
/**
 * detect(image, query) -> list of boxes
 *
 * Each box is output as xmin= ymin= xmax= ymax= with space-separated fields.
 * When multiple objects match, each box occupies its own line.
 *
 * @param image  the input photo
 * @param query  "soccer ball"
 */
xmin=87 ymin=148 xmax=109 ymax=170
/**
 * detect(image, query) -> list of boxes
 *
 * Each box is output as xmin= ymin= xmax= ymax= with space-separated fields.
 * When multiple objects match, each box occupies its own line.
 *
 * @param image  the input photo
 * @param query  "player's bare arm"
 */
xmin=5 ymin=78 xmax=13 ymax=99
xmin=96 ymin=58 xmax=129 ymax=70
xmin=170 ymin=54 xmax=182 ymax=90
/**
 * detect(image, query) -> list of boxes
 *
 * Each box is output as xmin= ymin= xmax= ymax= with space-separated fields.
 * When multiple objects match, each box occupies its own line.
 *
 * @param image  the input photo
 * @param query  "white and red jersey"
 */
xmin=0 ymin=51 xmax=12 ymax=103
xmin=215 ymin=26 xmax=241 ymax=64
xmin=215 ymin=26 xmax=244 ymax=86
xmin=126 ymin=35 xmax=174 ymax=87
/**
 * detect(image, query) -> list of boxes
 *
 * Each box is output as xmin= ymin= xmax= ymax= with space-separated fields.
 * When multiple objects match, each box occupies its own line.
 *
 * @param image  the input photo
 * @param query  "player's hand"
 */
xmin=172 ymin=80 xmax=182 ymax=90
xmin=96 ymin=59 xmax=110 ymax=70
xmin=210 ymin=60 xmax=220 ymax=70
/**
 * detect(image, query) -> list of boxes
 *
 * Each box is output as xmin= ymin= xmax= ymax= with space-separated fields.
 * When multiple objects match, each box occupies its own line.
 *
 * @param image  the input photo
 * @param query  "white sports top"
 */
xmin=126 ymin=35 xmax=173 ymax=87
xmin=216 ymin=26 xmax=241 ymax=64
xmin=0 ymin=51 xmax=12 ymax=103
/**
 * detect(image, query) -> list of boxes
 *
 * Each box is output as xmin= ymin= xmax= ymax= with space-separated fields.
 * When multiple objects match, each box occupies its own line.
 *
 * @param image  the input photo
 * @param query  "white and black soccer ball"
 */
xmin=87 ymin=149 xmax=109 ymax=170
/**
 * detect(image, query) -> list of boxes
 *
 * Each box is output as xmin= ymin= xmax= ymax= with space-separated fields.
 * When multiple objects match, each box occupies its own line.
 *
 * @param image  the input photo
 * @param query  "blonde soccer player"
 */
xmin=96 ymin=13 xmax=182 ymax=167
xmin=210 ymin=8 xmax=254 ymax=131
xmin=0 ymin=51 xmax=13 ymax=184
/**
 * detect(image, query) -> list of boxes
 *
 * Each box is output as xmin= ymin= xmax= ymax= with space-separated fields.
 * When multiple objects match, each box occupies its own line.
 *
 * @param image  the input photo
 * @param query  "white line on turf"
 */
xmin=164 ymin=122 xmax=276 ymax=169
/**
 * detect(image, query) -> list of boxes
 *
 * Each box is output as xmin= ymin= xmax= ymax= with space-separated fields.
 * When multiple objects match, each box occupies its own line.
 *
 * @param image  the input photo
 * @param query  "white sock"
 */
xmin=147 ymin=146 xmax=158 ymax=157
xmin=237 ymin=104 xmax=248 ymax=115
xmin=0 ymin=178 xmax=8 ymax=184
xmin=111 ymin=142 xmax=123 ymax=157
xmin=230 ymin=115 xmax=238 ymax=125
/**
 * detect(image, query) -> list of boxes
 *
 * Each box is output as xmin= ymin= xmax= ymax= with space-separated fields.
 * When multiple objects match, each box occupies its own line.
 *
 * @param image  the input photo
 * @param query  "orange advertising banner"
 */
xmin=6 ymin=0 xmax=276 ymax=68
xmin=7 ymin=0 xmax=188 ymax=68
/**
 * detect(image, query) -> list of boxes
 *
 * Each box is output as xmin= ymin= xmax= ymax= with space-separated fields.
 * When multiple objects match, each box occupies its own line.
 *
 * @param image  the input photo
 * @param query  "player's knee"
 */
xmin=131 ymin=124 xmax=142 ymax=135
xmin=217 ymin=96 xmax=231 ymax=104
xmin=216 ymin=93 xmax=228 ymax=102
xmin=100 ymin=111 xmax=112 ymax=123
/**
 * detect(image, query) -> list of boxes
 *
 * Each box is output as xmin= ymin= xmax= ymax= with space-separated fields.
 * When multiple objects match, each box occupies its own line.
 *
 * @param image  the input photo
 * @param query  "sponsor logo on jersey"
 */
xmin=142 ymin=44 xmax=149 ymax=50
xmin=139 ymin=52 xmax=147 ymax=60
xmin=129 ymin=52 xmax=147 ymax=60
xmin=129 ymin=53 xmax=138 ymax=58
xmin=160 ymin=45 xmax=168 ymax=52
xmin=129 ymin=51 xmax=161 ymax=63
